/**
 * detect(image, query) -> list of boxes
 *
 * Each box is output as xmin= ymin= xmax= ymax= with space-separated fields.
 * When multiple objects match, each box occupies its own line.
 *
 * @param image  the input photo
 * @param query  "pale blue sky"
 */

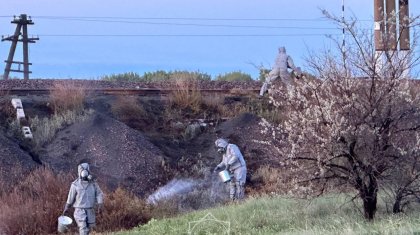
xmin=0 ymin=0 xmax=418 ymax=79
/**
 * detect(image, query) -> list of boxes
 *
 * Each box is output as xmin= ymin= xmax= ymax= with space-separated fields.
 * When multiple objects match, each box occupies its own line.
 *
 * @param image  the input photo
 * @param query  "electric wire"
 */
xmin=37 ymin=33 xmax=339 ymax=37
xmin=33 ymin=16 xmax=333 ymax=21
xmin=32 ymin=17 xmax=337 ymax=30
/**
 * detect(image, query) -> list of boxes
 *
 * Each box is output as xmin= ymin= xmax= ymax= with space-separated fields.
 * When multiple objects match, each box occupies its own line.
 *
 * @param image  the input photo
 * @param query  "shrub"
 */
xmin=215 ymin=71 xmax=253 ymax=82
xmin=111 ymin=96 xmax=145 ymax=119
xmin=50 ymin=81 xmax=86 ymax=114
xmin=0 ymin=168 xmax=151 ymax=234
xmin=97 ymin=187 xmax=151 ymax=232
xmin=142 ymin=70 xmax=170 ymax=82
xmin=170 ymin=70 xmax=211 ymax=81
xmin=102 ymin=72 xmax=142 ymax=82
xmin=0 ymin=167 xmax=72 ymax=235
xmin=0 ymin=96 xmax=16 ymax=127
xmin=110 ymin=96 xmax=147 ymax=129
xmin=168 ymin=77 xmax=202 ymax=114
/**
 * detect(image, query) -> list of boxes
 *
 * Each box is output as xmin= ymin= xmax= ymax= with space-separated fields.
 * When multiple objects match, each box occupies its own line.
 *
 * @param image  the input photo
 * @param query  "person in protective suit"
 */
xmin=259 ymin=46 xmax=301 ymax=97
xmin=63 ymin=163 xmax=104 ymax=235
xmin=213 ymin=138 xmax=247 ymax=201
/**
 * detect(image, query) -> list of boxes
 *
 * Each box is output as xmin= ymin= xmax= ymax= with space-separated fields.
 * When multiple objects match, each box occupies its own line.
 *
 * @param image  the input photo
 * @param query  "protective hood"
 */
xmin=278 ymin=46 xmax=286 ymax=54
xmin=78 ymin=163 xmax=90 ymax=179
xmin=215 ymin=138 xmax=228 ymax=149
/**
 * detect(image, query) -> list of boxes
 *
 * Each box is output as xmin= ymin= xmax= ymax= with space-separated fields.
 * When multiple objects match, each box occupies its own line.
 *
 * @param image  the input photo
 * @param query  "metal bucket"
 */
xmin=218 ymin=170 xmax=231 ymax=183
xmin=57 ymin=215 xmax=73 ymax=233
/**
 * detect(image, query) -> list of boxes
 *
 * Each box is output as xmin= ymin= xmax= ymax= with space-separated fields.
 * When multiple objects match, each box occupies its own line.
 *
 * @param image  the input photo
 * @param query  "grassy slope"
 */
xmin=116 ymin=195 xmax=420 ymax=235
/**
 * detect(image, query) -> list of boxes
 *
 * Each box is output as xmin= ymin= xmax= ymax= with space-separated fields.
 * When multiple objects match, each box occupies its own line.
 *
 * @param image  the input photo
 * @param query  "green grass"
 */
xmin=115 ymin=195 xmax=420 ymax=235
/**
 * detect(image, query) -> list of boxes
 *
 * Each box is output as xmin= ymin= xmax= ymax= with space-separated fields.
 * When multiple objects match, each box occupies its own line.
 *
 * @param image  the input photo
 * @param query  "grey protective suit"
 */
xmin=215 ymin=139 xmax=247 ymax=201
xmin=260 ymin=47 xmax=299 ymax=96
xmin=65 ymin=163 xmax=104 ymax=235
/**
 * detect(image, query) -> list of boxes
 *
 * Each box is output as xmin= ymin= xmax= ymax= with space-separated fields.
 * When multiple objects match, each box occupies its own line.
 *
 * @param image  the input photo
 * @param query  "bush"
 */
xmin=0 ymin=167 xmax=72 ymax=235
xmin=144 ymin=70 xmax=211 ymax=82
xmin=101 ymin=70 xmax=212 ymax=82
xmin=102 ymin=72 xmax=142 ymax=82
xmin=168 ymin=77 xmax=202 ymax=113
xmin=110 ymin=96 xmax=147 ymax=129
xmin=50 ymin=81 xmax=86 ymax=114
xmin=0 ymin=168 xmax=151 ymax=234
xmin=170 ymin=71 xmax=211 ymax=81
xmin=142 ymin=70 xmax=170 ymax=82
xmin=97 ymin=187 xmax=151 ymax=232
xmin=215 ymin=71 xmax=253 ymax=82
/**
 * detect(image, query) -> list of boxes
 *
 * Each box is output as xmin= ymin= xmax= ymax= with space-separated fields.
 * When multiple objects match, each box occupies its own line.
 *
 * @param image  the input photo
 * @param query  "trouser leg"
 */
xmin=259 ymin=82 xmax=269 ymax=96
xmin=236 ymin=181 xmax=245 ymax=200
xmin=74 ymin=208 xmax=90 ymax=235
xmin=229 ymin=180 xmax=236 ymax=201
xmin=233 ymin=167 xmax=246 ymax=200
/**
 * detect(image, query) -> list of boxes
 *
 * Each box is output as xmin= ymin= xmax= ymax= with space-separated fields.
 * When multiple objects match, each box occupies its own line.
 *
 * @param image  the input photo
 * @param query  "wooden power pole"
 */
xmin=1 ymin=14 xmax=39 ymax=80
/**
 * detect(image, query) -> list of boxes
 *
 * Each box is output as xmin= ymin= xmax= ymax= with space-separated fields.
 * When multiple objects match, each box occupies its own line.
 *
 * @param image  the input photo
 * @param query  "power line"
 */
xmin=34 ymin=16 xmax=332 ymax=21
xmin=37 ymin=33 xmax=339 ymax=37
xmin=33 ymin=17 xmax=337 ymax=30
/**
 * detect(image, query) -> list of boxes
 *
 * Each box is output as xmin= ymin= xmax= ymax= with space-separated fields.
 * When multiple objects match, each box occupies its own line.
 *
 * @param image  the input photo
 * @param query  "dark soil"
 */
xmin=0 ymin=133 xmax=39 ymax=192
xmin=40 ymin=113 xmax=168 ymax=197
xmin=0 ymin=81 xmax=289 ymax=199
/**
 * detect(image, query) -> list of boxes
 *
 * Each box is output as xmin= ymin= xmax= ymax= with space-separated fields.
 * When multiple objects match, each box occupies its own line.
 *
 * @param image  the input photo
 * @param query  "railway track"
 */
xmin=1 ymin=88 xmax=260 ymax=96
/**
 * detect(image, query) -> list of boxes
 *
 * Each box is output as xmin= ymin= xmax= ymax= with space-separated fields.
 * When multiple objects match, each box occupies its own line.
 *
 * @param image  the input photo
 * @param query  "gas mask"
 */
xmin=217 ymin=147 xmax=226 ymax=154
xmin=215 ymin=138 xmax=228 ymax=155
xmin=80 ymin=169 xmax=91 ymax=181
xmin=79 ymin=163 xmax=93 ymax=181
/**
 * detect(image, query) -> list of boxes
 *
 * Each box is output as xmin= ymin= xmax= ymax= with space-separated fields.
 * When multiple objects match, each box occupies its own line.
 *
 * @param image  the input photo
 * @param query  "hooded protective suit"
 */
xmin=64 ymin=163 xmax=104 ymax=235
xmin=260 ymin=47 xmax=299 ymax=96
xmin=214 ymin=139 xmax=247 ymax=200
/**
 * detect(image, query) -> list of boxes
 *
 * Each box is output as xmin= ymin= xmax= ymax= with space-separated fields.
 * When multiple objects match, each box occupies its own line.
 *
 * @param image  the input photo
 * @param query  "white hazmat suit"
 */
xmin=259 ymin=46 xmax=300 ymax=96
xmin=214 ymin=138 xmax=247 ymax=201
xmin=64 ymin=163 xmax=104 ymax=235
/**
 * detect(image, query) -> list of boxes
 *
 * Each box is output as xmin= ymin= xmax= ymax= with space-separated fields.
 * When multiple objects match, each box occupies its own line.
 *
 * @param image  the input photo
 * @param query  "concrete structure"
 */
xmin=11 ymin=98 xmax=23 ymax=109
xmin=22 ymin=126 xmax=33 ymax=139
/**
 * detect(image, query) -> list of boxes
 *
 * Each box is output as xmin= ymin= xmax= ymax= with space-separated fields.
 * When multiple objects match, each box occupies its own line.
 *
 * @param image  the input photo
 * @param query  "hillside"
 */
xmin=119 ymin=195 xmax=420 ymax=235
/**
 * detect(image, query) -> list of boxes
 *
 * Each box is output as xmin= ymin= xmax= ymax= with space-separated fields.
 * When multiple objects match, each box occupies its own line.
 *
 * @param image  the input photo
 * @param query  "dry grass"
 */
xmin=0 ymin=99 xmax=16 ymax=120
xmin=97 ymin=187 xmax=151 ymax=232
xmin=30 ymin=109 xmax=93 ymax=148
xmin=0 ymin=167 xmax=72 ymax=235
xmin=111 ymin=96 xmax=146 ymax=126
xmin=168 ymin=78 xmax=202 ymax=113
xmin=250 ymin=165 xmax=285 ymax=195
xmin=0 ymin=89 xmax=10 ymax=97
xmin=50 ymin=81 xmax=86 ymax=114
xmin=0 ymin=167 xmax=151 ymax=234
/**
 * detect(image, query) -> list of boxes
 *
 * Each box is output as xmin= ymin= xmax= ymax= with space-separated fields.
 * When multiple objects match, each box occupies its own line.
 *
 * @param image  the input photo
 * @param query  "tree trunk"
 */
xmin=392 ymin=193 xmax=403 ymax=213
xmin=360 ymin=173 xmax=378 ymax=221
xmin=362 ymin=193 xmax=377 ymax=220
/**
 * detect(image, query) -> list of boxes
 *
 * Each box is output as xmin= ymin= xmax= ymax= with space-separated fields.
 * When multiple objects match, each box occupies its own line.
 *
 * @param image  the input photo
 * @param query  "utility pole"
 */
xmin=374 ymin=0 xmax=410 ymax=51
xmin=374 ymin=0 xmax=410 ymax=77
xmin=374 ymin=0 xmax=385 ymax=51
xmin=1 ymin=14 xmax=39 ymax=80
xmin=399 ymin=0 xmax=410 ymax=50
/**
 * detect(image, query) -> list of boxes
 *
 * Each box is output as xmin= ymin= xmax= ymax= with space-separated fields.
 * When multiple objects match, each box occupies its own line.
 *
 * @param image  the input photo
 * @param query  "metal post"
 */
xmin=399 ymin=0 xmax=410 ymax=50
xmin=386 ymin=0 xmax=397 ymax=50
xmin=374 ymin=0 xmax=385 ymax=51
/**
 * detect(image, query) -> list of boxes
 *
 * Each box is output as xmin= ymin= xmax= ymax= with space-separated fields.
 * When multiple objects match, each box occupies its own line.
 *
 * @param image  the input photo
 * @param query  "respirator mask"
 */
xmin=217 ymin=147 xmax=226 ymax=154
xmin=79 ymin=163 xmax=93 ymax=181
xmin=80 ymin=169 xmax=91 ymax=181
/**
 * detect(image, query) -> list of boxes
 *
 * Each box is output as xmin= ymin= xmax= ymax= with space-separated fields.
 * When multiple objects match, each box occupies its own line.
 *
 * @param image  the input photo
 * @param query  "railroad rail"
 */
xmin=0 ymin=88 xmax=260 ymax=96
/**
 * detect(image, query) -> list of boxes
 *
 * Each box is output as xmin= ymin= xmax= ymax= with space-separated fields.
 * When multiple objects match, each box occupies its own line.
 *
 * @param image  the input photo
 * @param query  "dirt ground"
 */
xmin=0 ymin=88 xmax=290 ymax=200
